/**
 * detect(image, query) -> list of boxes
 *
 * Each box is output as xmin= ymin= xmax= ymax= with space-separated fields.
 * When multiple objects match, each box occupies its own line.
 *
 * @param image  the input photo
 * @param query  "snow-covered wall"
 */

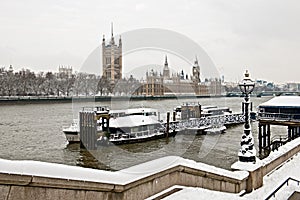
xmin=261 ymin=137 xmax=300 ymax=176
xmin=0 ymin=156 xmax=248 ymax=200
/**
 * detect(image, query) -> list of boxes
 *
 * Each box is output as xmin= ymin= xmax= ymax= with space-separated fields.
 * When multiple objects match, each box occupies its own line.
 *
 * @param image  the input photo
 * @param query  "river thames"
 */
xmin=0 ymin=96 xmax=287 ymax=171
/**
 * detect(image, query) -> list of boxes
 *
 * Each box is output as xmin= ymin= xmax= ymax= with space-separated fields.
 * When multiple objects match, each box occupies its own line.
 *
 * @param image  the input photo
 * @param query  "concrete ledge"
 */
xmin=231 ymin=137 xmax=300 ymax=193
xmin=0 ymin=156 xmax=249 ymax=200
xmin=262 ymin=137 xmax=300 ymax=176
xmin=31 ymin=176 xmax=115 ymax=191
xmin=0 ymin=173 xmax=33 ymax=186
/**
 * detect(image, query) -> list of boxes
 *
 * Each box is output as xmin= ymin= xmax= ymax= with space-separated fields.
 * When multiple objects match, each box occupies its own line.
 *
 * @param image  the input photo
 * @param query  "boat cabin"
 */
xmin=201 ymin=106 xmax=232 ymax=117
xmin=110 ymin=108 xmax=157 ymax=118
xmin=109 ymin=115 xmax=163 ymax=139
xmin=180 ymin=103 xmax=201 ymax=120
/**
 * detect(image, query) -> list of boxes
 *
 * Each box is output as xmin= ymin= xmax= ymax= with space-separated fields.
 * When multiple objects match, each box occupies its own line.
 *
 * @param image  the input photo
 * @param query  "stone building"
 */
xmin=191 ymin=57 xmax=201 ymax=84
xmin=142 ymin=69 xmax=164 ymax=96
xmin=140 ymin=56 xmax=212 ymax=96
xmin=102 ymin=24 xmax=122 ymax=83
xmin=58 ymin=66 xmax=73 ymax=78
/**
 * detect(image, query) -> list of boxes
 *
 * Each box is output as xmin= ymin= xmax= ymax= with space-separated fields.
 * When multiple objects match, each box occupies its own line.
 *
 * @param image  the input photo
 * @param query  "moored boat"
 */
xmin=100 ymin=115 xmax=167 ymax=145
xmin=62 ymin=120 xmax=80 ymax=143
xmin=63 ymin=106 xmax=168 ymax=145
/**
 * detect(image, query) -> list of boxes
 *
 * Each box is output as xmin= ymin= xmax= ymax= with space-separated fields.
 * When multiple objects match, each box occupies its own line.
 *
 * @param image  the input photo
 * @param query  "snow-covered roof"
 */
xmin=110 ymin=115 xmax=160 ymax=128
xmin=126 ymin=108 xmax=157 ymax=114
xmin=259 ymin=96 xmax=300 ymax=108
xmin=109 ymin=108 xmax=157 ymax=115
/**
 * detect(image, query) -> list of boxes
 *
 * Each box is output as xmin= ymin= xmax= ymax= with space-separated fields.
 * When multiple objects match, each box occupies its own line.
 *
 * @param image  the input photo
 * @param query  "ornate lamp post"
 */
xmin=238 ymin=70 xmax=256 ymax=162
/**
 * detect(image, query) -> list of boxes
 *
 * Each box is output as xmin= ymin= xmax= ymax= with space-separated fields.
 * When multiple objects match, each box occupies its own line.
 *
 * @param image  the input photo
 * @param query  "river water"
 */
xmin=0 ymin=96 xmax=287 ymax=171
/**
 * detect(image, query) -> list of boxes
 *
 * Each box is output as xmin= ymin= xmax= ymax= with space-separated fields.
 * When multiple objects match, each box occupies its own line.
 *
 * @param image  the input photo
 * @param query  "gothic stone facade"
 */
xmin=102 ymin=26 xmax=122 ymax=83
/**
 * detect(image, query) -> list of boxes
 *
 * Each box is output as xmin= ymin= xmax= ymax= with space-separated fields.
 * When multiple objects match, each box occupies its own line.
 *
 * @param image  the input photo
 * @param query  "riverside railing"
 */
xmin=166 ymin=113 xmax=245 ymax=131
xmin=265 ymin=177 xmax=300 ymax=200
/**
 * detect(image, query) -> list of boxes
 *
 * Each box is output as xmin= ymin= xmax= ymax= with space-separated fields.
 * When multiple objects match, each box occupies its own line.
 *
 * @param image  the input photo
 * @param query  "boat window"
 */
xmin=148 ymin=125 xmax=153 ymax=130
xmin=131 ymin=127 xmax=139 ymax=132
xmin=142 ymin=125 xmax=147 ymax=131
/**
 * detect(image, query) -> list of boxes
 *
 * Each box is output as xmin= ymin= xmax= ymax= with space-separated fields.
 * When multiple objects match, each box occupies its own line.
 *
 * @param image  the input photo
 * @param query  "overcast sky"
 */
xmin=0 ymin=0 xmax=299 ymax=83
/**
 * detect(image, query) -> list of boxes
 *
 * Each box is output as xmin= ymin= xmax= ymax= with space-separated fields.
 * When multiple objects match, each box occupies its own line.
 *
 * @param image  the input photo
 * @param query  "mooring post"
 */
xmin=166 ymin=112 xmax=170 ymax=138
xmin=258 ymin=123 xmax=262 ymax=155
xmin=173 ymin=111 xmax=176 ymax=121
xmin=267 ymin=124 xmax=271 ymax=148
xmin=199 ymin=104 xmax=202 ymax=118
xmin=292 ymin=127 xmax=295 ymax=140
xmin=80 ymin=112 xmax=85 ymax=149
xmin=288 ymin=126 xmax=292 ymax=141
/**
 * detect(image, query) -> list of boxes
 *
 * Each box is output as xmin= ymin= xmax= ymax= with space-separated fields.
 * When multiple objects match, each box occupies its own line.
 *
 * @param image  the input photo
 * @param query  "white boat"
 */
xmin=62 ymin=120 xmax=80 ymax=143
xmin=63 ymin=107 xmax=164 ymax=145
xmin=62 ymin=106 xmax=110 ymax=144
xmin=173 ymin=103 xmax=232 ymax=120
xmin=99 ymin=114 xmax=167 ymax=145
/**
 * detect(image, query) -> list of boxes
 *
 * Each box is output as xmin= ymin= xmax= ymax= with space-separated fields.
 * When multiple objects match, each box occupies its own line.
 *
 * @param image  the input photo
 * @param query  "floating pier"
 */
xmin=78 ymin=104 xmax=245 ymax=148
xmin=257 ymin=96 xmax=300 ymax=158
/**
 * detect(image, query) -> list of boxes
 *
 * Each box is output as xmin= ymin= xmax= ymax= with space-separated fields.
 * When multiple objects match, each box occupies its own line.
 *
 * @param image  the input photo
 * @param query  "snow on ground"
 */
xmin=164 ymin=152 xmax=300 ymax=200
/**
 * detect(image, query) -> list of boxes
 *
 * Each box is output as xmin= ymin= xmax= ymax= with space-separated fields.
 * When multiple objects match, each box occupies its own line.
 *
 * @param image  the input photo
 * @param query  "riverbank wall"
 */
xmin=2 ymin=137 xmax=300 ymax=199
xmin=0 ymin=95 xmax=220 ymax=105
xmin=0 ymin=156 xmax=247 ymax=200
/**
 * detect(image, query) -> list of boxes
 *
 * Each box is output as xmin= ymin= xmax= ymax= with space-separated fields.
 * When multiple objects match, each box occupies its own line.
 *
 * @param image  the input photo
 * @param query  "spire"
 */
xmin=164 ymin=55 xmax=168 ymax=66
xmin=111 ymin=22 xmax=114 ymax=37
xmin=102 ymin=34 xmax=105 ymax=45
xmin=195 ymin=55 xmax=198 ymax=65
xmin=110 ymin=22 xmax=115 ymax=44
xmin=119 ymin=35 xmax=122 ymax=45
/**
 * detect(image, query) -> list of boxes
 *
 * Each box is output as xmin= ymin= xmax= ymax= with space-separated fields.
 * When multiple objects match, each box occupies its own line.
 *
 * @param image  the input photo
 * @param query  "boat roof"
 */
xmin=126 ymin=108 xmax=157 ymax=114
xmin=109 ymin=108 xmax=157 ymax=115
xmin=259 ymin=96 xmax=300 ymax=108
xmin=202 ymin=106 xmax=229 ymax=111
xmin=110 ymin=115 xmax=160 ymax=128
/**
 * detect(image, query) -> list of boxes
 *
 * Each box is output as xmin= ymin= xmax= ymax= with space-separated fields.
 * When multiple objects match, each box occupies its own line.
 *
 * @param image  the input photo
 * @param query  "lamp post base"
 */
xmin=239 ymin=156 xmax=256 ymax=162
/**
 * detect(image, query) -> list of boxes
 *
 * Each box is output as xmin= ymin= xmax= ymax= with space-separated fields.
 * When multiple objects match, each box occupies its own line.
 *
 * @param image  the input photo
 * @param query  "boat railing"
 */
xmin=130 ymin=129 xmax=159 ymax=137
xmin=110 ymin=129 xmax=160 ymax=140
xmin=258 ymin=112 xmax=300 ymax=121
xmin=81 ymin=106 xmax=109 ymax=113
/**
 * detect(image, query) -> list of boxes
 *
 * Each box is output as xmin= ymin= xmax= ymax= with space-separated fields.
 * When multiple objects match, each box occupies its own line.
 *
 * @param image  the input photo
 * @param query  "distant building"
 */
xmin=58 ymin=66 xmax=73 ymax=78
xmin=142 ymin=69 xmax=164 ymax=96
xmin=287 ymin=82 xmax=300 ymax=92
xmin=102 ymin=23 xmax=122 ymax=83
xmin=191 ymin=57 xmax=200 ymax=84
xmin=163 ymin=55 xmax=170 ymax=80
xmin=8 ymin=65 xmax=13 ymax=73
xmin=139 ymin=56 xmax=221 ymax=96
xmin=203 ymin=78 xmax=223 ymax=96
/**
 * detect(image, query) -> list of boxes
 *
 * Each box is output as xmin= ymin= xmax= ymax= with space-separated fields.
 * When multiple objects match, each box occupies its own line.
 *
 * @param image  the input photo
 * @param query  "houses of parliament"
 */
xmin=101 ymin=25 xmax=223 ymax=96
